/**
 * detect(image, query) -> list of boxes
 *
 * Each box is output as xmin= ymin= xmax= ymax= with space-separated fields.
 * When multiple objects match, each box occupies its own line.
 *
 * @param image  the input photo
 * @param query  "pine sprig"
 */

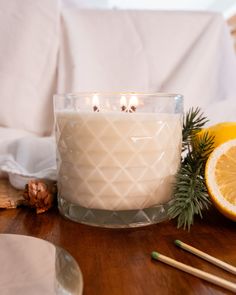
xmin=168 ymin=108 xmax=214 ymax=230
xmin=182 ymin=107 xmax=209 ymax=153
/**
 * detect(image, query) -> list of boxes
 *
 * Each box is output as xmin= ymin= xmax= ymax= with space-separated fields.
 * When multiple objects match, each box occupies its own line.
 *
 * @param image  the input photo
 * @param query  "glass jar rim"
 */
xmin=54 ymin=92 xmax=183 ymax=99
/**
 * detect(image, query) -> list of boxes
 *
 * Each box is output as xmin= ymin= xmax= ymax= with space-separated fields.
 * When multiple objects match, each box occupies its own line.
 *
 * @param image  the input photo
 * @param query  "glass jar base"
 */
xmin=58 ymin=196 xmax=172 ymax=228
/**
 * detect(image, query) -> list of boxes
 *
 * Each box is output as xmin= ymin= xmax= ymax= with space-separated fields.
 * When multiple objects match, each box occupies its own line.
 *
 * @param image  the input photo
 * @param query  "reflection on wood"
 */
xmin=0 ymin=180 xmax=236 ymax=295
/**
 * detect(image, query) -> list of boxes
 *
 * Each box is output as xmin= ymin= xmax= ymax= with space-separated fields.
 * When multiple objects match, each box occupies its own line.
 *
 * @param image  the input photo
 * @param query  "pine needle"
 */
xmin=168 ymin=108 xmax=214 ymax=230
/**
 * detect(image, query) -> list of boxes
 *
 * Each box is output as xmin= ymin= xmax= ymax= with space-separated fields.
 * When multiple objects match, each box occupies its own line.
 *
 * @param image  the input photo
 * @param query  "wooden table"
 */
xmin=0 ymin=198 xmax=236 ymax=294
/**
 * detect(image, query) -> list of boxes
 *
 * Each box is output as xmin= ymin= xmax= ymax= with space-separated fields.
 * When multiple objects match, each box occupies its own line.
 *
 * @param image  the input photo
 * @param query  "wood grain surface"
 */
xmin=0 ymin=182 xmax=236 ymax=295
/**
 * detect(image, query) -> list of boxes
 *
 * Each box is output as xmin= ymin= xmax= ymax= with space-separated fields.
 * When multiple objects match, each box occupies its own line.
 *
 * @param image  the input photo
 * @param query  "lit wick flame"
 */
xmin=120 ymin=95 xmax=127 ymax=112
xmin=92 ymin=94 xmax=99 ymax=112
xmin=128 ymin=95 xmax=138 ymax=112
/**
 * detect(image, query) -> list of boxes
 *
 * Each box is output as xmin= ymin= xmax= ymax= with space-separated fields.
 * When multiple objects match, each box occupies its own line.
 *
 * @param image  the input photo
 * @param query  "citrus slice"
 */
xmin=205 ymin=139 xmax=236 ymax=221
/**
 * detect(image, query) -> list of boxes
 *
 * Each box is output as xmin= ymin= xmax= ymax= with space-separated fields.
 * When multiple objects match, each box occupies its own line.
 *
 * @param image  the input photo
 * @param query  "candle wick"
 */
xmin=130 ymin=105 xmax=136 ymax=113
xmin=121 ymin=105 xmax=126 ymax=112
xmin=93 ymin=105 xmax=99 ymax=112
xmin=126 ymin=106 xmax=136 ymax=113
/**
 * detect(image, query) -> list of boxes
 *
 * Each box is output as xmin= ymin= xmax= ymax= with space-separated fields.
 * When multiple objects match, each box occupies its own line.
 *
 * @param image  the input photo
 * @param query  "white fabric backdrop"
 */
xmin=58 ymin=9 xmax=236 ymax=114
xmin=0 ymin=0 xmax=59 ymax=135
xmin=0 ymin=6 xmax=235 ymax=133
xmin=0 ymin=5 xmax=236 ymax=187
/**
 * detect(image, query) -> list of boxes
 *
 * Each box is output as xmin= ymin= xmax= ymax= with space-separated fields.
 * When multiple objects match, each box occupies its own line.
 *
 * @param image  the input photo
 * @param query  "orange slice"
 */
xmin=205 ymin=139 xmax=236 ymax=221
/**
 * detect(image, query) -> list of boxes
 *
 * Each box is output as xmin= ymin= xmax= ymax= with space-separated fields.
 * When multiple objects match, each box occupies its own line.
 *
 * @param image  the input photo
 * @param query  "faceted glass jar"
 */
xmin=54 ymin=93 xmax=183 ymax=228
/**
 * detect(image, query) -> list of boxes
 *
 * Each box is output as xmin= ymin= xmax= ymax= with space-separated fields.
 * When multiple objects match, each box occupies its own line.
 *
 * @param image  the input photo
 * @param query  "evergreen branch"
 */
xmin=182 ymin=107 xmax=209 ymax=153
xmin=183 ymin=107 xmax=209 ymax=140
xmin=168 ymin=108 xmax=214 ymax=230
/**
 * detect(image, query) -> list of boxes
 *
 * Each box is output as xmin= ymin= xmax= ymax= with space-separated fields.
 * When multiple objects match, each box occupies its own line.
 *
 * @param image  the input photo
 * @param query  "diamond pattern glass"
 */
xmin=54 ymin=93 xmax=183 ymax=227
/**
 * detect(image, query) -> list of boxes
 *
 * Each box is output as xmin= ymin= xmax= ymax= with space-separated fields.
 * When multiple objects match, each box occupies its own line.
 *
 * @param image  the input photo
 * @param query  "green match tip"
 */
xmin=151 ymin=251 xmax=159 ymax=260
xmin=174 ymin=240 xmax=182 ymax=247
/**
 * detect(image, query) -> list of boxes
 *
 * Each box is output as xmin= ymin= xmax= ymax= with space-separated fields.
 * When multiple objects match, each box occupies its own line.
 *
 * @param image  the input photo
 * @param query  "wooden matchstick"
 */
xmin=174 ymin=240 xmax=236 ymax=275
xmin=151 ymin=251 xmax=236 ymax=293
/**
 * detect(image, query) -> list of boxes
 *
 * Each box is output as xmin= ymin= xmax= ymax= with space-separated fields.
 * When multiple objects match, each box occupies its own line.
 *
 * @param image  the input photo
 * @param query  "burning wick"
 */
xmin=92 ymin=94 xmax=100 ymax=112
xmin=128 ymin=95 xmax=138 ymax=113
xmin=120 ymin=95 xmax=127 ymax=112
xmin=93 ymin=105 xmax=99 ymax=112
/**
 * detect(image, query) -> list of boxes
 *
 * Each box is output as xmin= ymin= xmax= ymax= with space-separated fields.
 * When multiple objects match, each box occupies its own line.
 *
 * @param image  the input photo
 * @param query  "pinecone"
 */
xmin=23 ymin=179 xmax=57 ymax=214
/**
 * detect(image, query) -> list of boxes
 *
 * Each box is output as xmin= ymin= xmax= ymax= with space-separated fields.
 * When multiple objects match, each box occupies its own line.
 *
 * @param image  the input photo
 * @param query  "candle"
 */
xmin=55 ymin=93 xmax=182 ymax=213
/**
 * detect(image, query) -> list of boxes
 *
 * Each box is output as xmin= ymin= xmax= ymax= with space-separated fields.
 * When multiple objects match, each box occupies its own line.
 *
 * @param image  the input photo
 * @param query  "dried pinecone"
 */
xmin=23 ymin=179 xmax=57 ymax=214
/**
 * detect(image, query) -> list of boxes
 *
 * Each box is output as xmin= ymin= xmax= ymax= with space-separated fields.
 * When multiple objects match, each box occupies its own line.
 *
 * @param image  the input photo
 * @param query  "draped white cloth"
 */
xmin=0 ymin=3 xmax=236 ymax=188
xmin=58 ymin=9 xmax=236 ymax=113
xmin=0 ymin=0 xmax=59 ymax=135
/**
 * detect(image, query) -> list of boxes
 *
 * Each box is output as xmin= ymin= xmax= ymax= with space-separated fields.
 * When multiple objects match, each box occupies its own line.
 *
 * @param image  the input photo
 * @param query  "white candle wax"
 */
xmin=56 ymin=111 xmax=182 ymax=210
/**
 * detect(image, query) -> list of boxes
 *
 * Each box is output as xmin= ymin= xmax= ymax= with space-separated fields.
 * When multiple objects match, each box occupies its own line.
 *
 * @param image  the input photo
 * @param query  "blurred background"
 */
xmin=0 ymin=0 xmax=236 ymax=136
xmin=65 ymin=0 xmax=236 ymax=50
